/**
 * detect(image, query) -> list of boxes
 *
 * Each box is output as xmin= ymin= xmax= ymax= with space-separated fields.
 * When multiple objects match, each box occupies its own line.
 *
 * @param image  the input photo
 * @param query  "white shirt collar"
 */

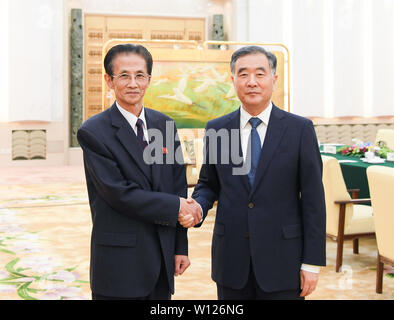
xmin=116 ymin=101 xmax=147 ymax=130
xmin=240 ymin=101 xmax=272 ymax=129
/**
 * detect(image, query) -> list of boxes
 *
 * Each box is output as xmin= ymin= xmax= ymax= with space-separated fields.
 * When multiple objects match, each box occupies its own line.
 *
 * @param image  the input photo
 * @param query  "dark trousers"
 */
xmin=217 ymin=262 xmax=304 ymax=300
xmin=92 ymin=257 xmax=171 ymax=300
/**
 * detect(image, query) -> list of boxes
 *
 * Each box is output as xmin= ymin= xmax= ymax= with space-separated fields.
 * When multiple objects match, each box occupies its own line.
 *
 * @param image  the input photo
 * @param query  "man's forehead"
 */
xmin=113 ymin=53 xmax=147 ymax=71
xmin=235 ymin=53 xmax=269 ymax=69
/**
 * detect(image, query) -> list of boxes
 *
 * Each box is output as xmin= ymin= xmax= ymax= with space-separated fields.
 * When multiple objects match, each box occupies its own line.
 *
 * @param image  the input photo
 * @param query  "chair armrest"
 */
xmin=335 ymin=198 xmax=371 ymax=240
xmin=335 ymin=198 xmax=371 ymax=205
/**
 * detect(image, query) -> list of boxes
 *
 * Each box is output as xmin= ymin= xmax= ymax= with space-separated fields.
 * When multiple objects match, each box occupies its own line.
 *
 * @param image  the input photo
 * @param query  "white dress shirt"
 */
xmin=239 ymin=103 xmax=320 ymax=274
xmin=239 ymin=102 xmax=272 ymax=160
xmin=116 ymin=102 xmax=149 ymax=143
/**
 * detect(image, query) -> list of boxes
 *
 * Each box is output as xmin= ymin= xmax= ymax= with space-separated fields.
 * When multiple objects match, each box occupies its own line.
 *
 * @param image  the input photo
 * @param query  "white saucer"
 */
xmin=360 ymin=157 xmax=385 ymax=164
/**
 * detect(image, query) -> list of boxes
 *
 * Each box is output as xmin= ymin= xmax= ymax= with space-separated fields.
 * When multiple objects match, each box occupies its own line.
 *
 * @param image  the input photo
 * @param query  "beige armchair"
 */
xmin=322 ymin=156 xmax=375 ymax=272
xmin=366 ymin=166 xmax=394 ymax=293
xmin=375 ymin=129 xmax=394 ymax=149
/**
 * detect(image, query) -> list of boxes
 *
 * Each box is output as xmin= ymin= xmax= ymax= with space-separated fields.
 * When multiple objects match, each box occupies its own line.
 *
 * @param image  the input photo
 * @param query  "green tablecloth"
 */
xmin=320 ymin=152 xmax=394 ymax=198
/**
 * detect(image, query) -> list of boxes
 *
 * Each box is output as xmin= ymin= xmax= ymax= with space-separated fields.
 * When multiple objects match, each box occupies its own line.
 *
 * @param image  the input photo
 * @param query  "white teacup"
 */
xmin=365 ymin=151 xmax=374 ymax=160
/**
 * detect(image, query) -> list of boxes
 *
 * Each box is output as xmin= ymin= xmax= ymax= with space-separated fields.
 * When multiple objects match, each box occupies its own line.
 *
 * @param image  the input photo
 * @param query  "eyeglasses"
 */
xmin=112 ymin=73 xmax=151 ymax=84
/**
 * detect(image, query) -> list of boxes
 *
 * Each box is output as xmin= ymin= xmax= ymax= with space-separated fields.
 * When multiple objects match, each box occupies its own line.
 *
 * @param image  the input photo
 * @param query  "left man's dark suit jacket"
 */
xmin=192 ymin=105 xmax=326 ymax=293
xmin=77 ymin=103 xmax=187 ymax=298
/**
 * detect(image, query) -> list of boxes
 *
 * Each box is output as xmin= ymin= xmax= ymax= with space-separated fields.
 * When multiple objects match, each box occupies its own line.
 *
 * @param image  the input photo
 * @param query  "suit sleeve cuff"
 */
xmin=301 ymin=264 xmax=320 ymax=273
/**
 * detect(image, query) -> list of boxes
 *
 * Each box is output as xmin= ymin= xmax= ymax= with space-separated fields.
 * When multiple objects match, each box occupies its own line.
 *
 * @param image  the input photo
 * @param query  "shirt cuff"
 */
xmin=196 ymin=202 xmax=203 ymax=223
xmin=301 ymin=264 xmax=320 ymax=274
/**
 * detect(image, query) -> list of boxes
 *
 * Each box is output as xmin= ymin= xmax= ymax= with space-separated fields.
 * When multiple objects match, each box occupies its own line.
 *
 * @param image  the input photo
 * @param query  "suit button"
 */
xmin=245 ymin=232 xmax=250 ymax=238
xmin=248 ymin=203 xmax=254 ymax=209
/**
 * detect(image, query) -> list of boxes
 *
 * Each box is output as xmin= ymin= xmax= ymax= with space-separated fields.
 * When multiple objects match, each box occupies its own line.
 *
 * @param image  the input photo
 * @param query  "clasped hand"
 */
xmin=178 ymin=198 xmax=202 ymax=228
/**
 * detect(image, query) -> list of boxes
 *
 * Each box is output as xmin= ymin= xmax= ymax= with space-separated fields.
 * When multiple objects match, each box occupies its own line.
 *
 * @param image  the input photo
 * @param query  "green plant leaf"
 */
xmin=65 ymin=266 xmax=78 ymax=272
xmin=17 ymin=282 xmax=37 ymax=300
xmin=5 ymin=258 xmax=20 ymax=273
xmin=0 ymin=274 xmax=20 ymax=281
xmin=0 ymin=281 xmax=19 ymax=286
xmin=0 ymin=248 xmax=16 ymax=255
xmin=386 ymin=273 xmax=394 ymax=279
xmin=5 ymin=258 xmax=29 ymax=277
xmin=26 ymin=287 xmax=45 ymax=293
xmin=45 ymin=278 xmax=64 ymax=282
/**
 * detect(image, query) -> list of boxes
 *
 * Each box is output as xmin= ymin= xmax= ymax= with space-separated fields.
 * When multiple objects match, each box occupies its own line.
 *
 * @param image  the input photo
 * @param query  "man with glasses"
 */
xmin=78 ymin=44 xmax=201 ymax=300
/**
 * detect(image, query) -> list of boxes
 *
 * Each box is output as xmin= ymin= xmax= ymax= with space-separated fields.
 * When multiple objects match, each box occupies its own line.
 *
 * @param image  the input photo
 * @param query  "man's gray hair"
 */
xmin=230 ymin=46 xmax=277 ymax=75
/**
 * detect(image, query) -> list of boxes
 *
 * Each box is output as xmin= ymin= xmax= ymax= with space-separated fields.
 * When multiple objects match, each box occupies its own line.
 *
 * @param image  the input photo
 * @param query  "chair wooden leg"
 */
xmin=336 ymin=204 xmax=346 ymax=272
xmin=353 ymin=238 xmax=359 ymax=254
xmin=336 ymin=234 xmax=344 ymax=272
xmin=376 ymin=254 xmax=384 ymax=294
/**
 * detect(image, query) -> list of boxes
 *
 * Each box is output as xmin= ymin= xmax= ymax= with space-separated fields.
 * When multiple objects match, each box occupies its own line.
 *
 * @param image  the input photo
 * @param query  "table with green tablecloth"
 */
xmin=320 ymin=152 xmax=394 ymax=198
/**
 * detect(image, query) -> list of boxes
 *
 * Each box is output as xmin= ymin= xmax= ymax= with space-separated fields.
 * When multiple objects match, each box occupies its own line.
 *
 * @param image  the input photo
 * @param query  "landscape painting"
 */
xmin=143 ymin=61 xmax=240 ymax=128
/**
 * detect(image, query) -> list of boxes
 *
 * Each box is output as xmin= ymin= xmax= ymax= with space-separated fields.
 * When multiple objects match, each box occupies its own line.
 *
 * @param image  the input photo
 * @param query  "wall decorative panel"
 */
xmin=12 ymin=130 xmax=46 ymax=161
xmin=84 ymin=15 xmax=106 ymax=120
xmin=212 ymin=14 xmax=224 ymax=49
xmin=70 ymin=8 xmax=83 ymax=147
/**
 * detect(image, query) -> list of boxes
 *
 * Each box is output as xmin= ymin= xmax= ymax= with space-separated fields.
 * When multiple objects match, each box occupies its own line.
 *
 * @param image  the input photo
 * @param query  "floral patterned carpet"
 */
xmin=0 ymin=166 xmax=392 ymax=300
xmin=0 ymin=182 xmax=91 ymax=300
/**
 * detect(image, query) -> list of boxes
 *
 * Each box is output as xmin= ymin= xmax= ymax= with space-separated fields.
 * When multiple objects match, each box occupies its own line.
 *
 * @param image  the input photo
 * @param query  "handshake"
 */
xmin=178 ymin=198 xmax=202 ymax=228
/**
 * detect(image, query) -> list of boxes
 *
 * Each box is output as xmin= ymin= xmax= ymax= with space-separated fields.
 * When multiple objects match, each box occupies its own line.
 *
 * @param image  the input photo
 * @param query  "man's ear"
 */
xmin=104 ymin=74 xmax=114 ymax=90
xmin=272 ymin=74 xmax=278 ymax=88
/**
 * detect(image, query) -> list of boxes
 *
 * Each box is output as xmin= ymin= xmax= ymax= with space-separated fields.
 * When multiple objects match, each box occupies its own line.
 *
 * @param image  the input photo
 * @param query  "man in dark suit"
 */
xmin=185 ymin=46 xmax=326 ymax=300
xmin=78 ymin=44 xmax=201 ymax=300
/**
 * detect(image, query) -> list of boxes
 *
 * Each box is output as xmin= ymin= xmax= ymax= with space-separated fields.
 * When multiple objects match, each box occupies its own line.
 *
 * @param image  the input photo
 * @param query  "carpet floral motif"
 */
xmin=0 ymin=204 xmax=90 ymax=300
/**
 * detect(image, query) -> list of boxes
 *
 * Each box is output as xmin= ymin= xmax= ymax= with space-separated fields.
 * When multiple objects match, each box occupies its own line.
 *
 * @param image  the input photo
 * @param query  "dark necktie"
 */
xmin=247 ymin=117 xmax=262 ymax=187
xmin=136 ymin=118 xmax=148 ymax=150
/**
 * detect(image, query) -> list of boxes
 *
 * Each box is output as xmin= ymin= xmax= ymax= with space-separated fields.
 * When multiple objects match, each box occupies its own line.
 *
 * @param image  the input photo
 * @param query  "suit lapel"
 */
xmin=250 ymin=105 xmax=287 ymax=196
xmin=226 ymin=108 xmax=251 ymax=193
xmin=110 ymin=104 xmax=152 ymax=183
xmin=145 ymin=108 xmax=162 ymax=192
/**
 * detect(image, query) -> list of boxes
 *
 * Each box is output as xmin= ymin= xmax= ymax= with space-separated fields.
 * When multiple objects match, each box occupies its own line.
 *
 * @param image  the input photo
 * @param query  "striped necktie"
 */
xmin=136 ymin=118 xmax=148 ymax=150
